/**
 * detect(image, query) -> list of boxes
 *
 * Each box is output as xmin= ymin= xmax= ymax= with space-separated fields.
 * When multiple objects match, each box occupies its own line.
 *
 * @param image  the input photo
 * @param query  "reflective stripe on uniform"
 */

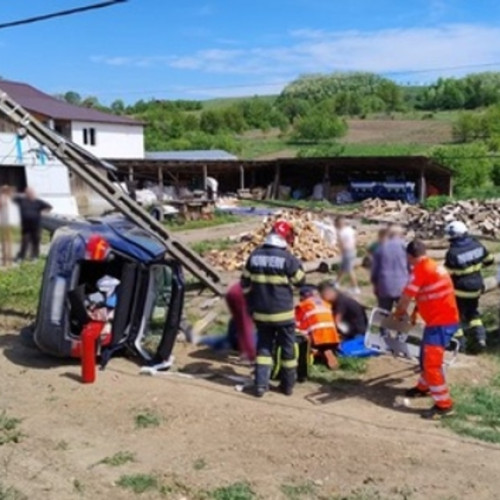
xmin=281 ymin=359 xmax=298 ymax=369
xmin=470 ymin=318 xmax=483 ymax=328
xmin=291 ymin=268 xmax=305 ymax=284
xmin=256 ymin=356 xmax=273 ymax=366
xmin=455 ymin=289 xmax=481 ymax=298
xmin=447 ymin=263 xmax=482 ymax=276
xmin=242 ymin=287 xmax=251 ymax=294
xmin=303 ymin=308 xmax=332 ymax=319
xmin=242 ymin=269 xmax=251 ymax=278
xmin=249 ymin=274 xmax=290 ymax=285
xmin=418 ymin=290 xmax=452 ymax=302
xmin=309 ymin=322 xmax=337 ymax=331
xmin=432 ymin=393 xmax=450 ymax=402
xmin=253 ymin=310 xmax=295 ymax=323
xmin=420 ymin=279 xmax=450 ymax=293
xmin=429 ymin=384 xmax=448 ymax=392
xmin=454 ymin=328 xmax=465 ymax=338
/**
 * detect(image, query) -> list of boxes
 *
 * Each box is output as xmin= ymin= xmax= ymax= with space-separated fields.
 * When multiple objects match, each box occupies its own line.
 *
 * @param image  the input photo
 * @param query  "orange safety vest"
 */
xmin=403 ymin=256 xmax=459 ymax=327
xmin=295 ymin=296 xmax=340 ymax=347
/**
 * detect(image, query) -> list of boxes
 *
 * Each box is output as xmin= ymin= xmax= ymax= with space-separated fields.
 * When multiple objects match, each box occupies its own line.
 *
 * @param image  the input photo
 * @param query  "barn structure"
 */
xmin=108 ymin=155 xmax=453 ymax=203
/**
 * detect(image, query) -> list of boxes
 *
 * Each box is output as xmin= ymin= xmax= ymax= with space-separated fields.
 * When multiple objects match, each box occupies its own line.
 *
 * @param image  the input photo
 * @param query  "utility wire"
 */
xmin=0 ymin=0 xmax=127 ymax=30
xmin=85 ymin=60 xmax=500 ymax=97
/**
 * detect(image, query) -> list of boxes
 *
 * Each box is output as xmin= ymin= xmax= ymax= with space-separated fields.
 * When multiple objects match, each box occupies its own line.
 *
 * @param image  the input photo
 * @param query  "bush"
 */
xmin=422 ymin=195 xmax=453 ymax=211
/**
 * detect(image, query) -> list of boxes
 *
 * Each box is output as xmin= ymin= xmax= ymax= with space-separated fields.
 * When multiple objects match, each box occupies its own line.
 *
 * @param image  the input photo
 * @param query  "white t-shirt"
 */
xmin=338 ymin=225 xmax=356 ymax=253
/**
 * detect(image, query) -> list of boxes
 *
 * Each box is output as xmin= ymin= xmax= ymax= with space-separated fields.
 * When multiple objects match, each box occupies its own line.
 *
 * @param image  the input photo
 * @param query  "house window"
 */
xmin=82 ymin=127 xmax=97 ymax=146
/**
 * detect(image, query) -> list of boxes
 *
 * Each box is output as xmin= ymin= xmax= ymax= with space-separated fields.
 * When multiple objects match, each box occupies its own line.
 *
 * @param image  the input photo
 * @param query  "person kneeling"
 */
xmin=295 ymin=286 xmax=340 ymax=370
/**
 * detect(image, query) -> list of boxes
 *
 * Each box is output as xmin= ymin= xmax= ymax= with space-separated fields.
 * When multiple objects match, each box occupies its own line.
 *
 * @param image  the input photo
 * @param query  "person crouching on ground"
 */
xmin=319 ymin=280 xmax=368 ymax=340
xmin=241 ymin=220 xmax=305 ymax=397
xmin=295 ymin=285 xmax=340 ymax=370
xmin=393 ymin=240 xmax=460 ymax=420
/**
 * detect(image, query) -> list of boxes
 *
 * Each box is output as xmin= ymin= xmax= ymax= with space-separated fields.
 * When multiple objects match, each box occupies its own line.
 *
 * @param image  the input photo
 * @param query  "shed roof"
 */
xmin=145 ymin=150 xmax=237 ymax=161
xmin=109 ymin=155 xmax=451 ymax=177
xmin=0 ymin=80 xmax=142 ymax=126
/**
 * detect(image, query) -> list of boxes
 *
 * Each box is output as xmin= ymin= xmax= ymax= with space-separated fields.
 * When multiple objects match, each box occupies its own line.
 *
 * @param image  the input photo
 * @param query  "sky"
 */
xmin=2 ymin=0 xmax=500 ymax=103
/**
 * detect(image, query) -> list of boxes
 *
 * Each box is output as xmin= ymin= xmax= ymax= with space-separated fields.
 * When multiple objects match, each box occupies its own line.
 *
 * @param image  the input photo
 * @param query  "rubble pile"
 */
xmin=360 ymin=198 xmax=500 ymax=238
xmin=205 ymin=211 xmax=339 ymax=271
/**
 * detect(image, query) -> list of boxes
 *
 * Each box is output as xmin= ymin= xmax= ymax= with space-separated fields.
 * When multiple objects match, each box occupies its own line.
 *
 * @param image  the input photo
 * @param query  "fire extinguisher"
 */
xmin=81 ymin=321 xmax=105 ymax=384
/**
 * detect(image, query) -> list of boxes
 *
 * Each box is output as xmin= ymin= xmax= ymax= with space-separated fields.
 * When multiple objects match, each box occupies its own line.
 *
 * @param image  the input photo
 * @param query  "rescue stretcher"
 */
xmin=364 ymin=308 xmax=459 ymax=366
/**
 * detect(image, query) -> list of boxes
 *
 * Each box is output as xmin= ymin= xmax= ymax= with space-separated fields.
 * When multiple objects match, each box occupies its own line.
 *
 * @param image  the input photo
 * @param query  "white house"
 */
xmin=0 ymin=80 xmax=145 ymax=217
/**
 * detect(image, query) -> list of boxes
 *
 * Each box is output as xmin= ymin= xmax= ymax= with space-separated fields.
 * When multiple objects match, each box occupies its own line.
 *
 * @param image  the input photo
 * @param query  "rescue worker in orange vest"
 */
xmin=295 ymin=286 xmax=340 ymax=370
xmin=393 ymin=240 xmax=460 ymax=420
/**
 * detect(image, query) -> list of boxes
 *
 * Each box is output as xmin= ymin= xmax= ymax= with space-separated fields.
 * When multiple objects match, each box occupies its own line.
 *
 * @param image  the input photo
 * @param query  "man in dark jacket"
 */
xmin=242 ymin=220 xmax=305 ymax=397
xmin=444 ymin=220 xmax=494 ymax=349
xmin=14 ymin=187 xmax=52 ymax=261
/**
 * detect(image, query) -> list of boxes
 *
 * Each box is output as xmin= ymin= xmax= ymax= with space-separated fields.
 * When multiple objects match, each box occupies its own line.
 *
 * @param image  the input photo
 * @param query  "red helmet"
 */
xmin=272 ymin=220 xmax=295 ymax=245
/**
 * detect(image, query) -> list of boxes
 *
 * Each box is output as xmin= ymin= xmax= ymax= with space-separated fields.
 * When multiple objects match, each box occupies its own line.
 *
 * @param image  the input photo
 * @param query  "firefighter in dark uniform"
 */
xmin=444 ymin=220 xmax=494 ymax=350
xmin=242 ymin=220 xmax=305 ymax=397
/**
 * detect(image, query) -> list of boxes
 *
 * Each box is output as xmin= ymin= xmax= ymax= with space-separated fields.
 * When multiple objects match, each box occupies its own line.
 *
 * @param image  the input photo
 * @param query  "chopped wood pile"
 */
xmin=204 ymin=211 xmax=339 ymax=271
xmin=359 ymin=198 xmax=500 ymax=238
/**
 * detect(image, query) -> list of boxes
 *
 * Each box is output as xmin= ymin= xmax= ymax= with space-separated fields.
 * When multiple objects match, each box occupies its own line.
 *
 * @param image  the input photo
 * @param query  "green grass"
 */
xmin=443 ymin=381 xmax=500 ymax=443
xmin=0 ymin=412 xmax=22 ymax=446
xmin=134 ymin=409 xmax=161 ymax=429
xmin=166 ymin=213 xmax=242 ymax=232
xmin=0 ymin=259 xmax=44 ymax=315
xmin=308 ymin=359 xmax=368 ymax=386
xmin=98 ymin=451 xmax=136 ymax=467
xmin=0 ymin=483 xmax=27 ymax=500
xmin=191 ymin=238 xmax=234 ymax=255
xmin=205 ymin=482 xmax=256 ymax=500
xmin=237 ymin=136 xmax=294 ymax=159
xmin=280 ymin=481 xmax=317 ymax=499
xmin=339 ymin=143 xmax=429 ymax=156
xmin=116 ymin=474 xmax=158 ymax=494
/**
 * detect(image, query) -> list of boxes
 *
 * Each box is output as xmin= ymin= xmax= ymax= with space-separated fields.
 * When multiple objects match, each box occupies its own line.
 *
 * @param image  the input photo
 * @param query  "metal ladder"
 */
xmin=0 ymin=90 xmax=224 ymax=295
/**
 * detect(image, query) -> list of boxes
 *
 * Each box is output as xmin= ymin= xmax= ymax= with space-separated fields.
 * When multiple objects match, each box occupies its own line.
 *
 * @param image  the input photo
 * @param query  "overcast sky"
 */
xmin=2 ymin=0 xmax=500 ymax=102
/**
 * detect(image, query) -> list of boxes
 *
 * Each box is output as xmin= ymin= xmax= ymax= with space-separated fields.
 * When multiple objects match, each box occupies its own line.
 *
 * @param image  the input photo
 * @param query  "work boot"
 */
xmin=323 ymin=349 xmax=339 ymax=371
xmin=254 ymin=386 xmax=267 ymax=398
xmin=405 ymin=387 xmax=429 ymax=398
xmin=421 ymin=405 xmax=454 ymax=420
xmin=278 ymin=384 xmax=293 ymax=396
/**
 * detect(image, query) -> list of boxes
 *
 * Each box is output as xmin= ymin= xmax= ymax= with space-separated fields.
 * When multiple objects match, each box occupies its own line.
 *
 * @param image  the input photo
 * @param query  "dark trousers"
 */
xmin=456 ymin=296 xmax=486 ymax=343
xmin=18 ymin=225 xmax=41 ymax=260
xmin=255 ymin=323 xmax=296 ymax=391
xmin=378 ymin=296 xmax=399 ymax=336
xmin=377 ymin=296 xmax=399 ymax=312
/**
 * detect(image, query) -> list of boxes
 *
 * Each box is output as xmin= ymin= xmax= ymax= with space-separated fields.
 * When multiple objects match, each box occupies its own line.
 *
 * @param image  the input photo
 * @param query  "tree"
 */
xmin=64 ymin=91 xmax=81 ymax=105
xmin=294 ymin=108 xmax=347 ymax=142
xmin=431 ymin=143 xmax=493 ymax=194
xmin=200 ymin=110 xmax=225 ymax=135
xmin=81 ymin=96 xmax=100 ymax=108
xmin=111 ymin=99 xmax=125 ymax=115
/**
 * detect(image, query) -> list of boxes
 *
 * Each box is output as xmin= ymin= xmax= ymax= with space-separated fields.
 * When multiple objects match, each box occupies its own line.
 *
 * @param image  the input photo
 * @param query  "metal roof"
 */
xmin=0 ymin=80 xmax=142 ymax=126
xmin=145 ymin=150 xmax=237 ymax=161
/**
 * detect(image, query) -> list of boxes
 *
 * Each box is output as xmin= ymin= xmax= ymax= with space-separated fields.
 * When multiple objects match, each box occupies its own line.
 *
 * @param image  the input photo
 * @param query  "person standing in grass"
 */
xmin=335 ymin=216 xmax=360 ymax=294
xmin=13 ymin=187 xmax=52 ymax=261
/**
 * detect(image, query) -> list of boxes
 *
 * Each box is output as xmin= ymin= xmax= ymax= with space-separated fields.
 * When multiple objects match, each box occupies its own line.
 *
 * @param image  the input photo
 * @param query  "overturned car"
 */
xmin=33 ymin=215 xmax=185 ymax=367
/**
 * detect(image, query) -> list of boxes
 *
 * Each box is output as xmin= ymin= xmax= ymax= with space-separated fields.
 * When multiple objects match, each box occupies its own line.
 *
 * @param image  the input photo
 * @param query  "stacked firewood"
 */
xmin=205 ymin=211 xmax=339 ymax=271
xmin=360 ymin=198 xmax=500 ymax=238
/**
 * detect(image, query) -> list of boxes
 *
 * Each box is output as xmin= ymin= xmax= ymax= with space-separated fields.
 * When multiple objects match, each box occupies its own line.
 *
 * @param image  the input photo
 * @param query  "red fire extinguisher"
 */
xmin=81 ymin=321 xmax=105 ymax=384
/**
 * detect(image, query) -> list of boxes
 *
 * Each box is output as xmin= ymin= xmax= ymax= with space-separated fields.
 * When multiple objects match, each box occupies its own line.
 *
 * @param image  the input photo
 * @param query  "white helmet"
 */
xmin=445 ymin=220 xmax=468 ymax=239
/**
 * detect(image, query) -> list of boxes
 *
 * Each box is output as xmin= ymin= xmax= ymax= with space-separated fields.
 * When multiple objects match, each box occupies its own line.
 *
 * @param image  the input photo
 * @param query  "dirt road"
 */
xmin=1 ymin=319 xmax=499 ymax=500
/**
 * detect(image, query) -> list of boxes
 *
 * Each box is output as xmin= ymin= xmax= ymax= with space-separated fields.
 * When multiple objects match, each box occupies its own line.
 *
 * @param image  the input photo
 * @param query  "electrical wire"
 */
xmin=86 ymin=61 xmax=500 ymax=97
xmin=0 ymin=1 xmax=127 ymax=30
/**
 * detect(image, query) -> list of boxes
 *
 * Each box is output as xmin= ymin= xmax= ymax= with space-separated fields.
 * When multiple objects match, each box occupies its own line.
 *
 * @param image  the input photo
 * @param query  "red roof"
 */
xmin=0 ymin=80 xmax=141 ymax=126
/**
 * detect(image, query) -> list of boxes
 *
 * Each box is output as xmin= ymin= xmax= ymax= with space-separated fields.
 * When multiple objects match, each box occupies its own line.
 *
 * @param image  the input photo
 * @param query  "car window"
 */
xmin=140 ymin=265 xmax=173 ymax=357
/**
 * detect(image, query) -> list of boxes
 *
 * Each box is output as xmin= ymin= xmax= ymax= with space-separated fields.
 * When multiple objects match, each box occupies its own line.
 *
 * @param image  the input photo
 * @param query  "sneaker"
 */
xmin=421 ymin=405 xmax=454 ymax=420
xmin=405 ymin=387 xmax=429 ymax=398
